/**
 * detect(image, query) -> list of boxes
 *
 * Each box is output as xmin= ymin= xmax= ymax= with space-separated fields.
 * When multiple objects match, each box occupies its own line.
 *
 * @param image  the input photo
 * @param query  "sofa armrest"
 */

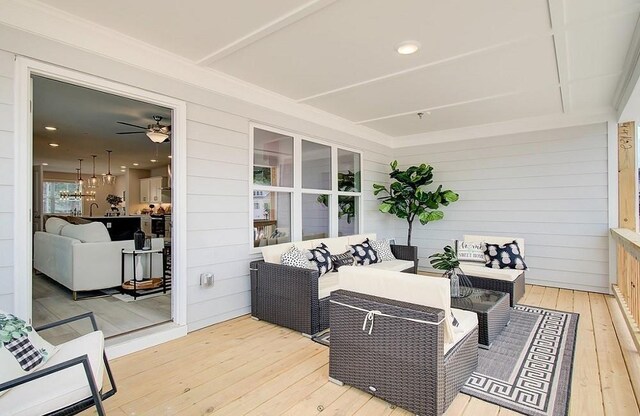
xmin=390 ymin=244 xmax=418 ymax=273
xmin=250 ymin=260 xmax=320 ymax=334
xmin=329 ymin=289 xmax=446 ymax=414
xmin=33 ymin=232 xmax=80 ymax=289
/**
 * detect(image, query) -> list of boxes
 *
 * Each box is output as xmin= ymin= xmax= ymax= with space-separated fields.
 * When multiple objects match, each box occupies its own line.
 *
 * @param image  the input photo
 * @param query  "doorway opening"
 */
xmin=14 ymin=58 xmax=186 ymax=346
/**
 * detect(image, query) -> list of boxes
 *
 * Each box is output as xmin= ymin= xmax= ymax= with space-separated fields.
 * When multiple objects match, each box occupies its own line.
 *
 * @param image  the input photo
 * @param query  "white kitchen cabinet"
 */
xmin=140 ymin=176 xmax=168 ymax=203
xmin=140 ymin=178 xmax=150 ymax=203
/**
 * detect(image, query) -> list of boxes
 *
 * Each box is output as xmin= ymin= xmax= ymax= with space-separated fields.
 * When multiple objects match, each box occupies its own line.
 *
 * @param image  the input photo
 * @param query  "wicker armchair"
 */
xmin=329 ymin=290 xmax=478 ymax=416
xmin=250 ymin=244 xmax=418 ymax=335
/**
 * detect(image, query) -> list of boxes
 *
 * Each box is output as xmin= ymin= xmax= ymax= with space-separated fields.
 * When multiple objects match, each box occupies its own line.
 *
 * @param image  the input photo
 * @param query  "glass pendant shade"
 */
xmin=87 ymin=155 xmax=98 ymax=188
xmin=103 ymin=150 xmax=116 ymax=185
xmin=77 ymin=159 xmax=84 ymax=186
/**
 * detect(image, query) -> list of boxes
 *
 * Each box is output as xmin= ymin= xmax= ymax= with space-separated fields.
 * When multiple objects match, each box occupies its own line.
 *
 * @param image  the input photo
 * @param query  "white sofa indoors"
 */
xmin=457 ymin=234 xmax=526 ymax=306
xmin=251 ymin=233 xmax=418 ymax=335
xmin=34 ymin=217 xmax=163 ymax=298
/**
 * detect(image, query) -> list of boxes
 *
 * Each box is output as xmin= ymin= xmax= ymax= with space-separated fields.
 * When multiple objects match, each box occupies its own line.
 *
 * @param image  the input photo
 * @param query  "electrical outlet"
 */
xmin=106 ymin=222 xmax=112 ymax=228
xmin=200 ymin=273 xmax=214 ymax=286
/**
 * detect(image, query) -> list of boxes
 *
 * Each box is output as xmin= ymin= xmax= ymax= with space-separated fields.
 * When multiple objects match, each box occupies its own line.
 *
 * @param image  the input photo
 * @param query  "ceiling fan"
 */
xmin=117 ymin=115 xmax=171 ymax=143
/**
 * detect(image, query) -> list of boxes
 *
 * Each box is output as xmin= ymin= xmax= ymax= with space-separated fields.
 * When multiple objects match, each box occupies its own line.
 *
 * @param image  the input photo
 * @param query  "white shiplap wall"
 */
xmin=0 ymin=50 xmax=14 ymax=311
xmin=0 ymin=25 xmax=394 ymax=330
xmin=394 ymin=123 xmax=610 ymax=293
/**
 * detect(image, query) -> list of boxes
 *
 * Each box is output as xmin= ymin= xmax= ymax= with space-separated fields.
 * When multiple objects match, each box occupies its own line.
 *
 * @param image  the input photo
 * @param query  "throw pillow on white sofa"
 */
xmin=60 ymin=222 xmax=111 ymax=243
xmin=45 ymin=217 xmax=69 ymax=235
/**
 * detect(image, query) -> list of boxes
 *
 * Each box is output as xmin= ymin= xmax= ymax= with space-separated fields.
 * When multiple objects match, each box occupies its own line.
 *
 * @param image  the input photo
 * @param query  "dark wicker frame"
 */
xmin=329 ymin=290 xmax=478 ymax=416
xmin=464 ymin=272 xmax=525 ymax=307
xmin=250 ymin=244 xmax=418 ymax=335
xmin=0 ymin=312 xmax=117 ymax=416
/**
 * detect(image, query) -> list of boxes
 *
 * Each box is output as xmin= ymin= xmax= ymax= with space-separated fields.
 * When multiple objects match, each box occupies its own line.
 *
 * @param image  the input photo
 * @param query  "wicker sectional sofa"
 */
xmin=250 ymin=233 xmax=418 ymax=335
xmin=458 ymin=235 xmax=526 ymax=306
xmin=329 ymin=267 xmax=479 ymax=416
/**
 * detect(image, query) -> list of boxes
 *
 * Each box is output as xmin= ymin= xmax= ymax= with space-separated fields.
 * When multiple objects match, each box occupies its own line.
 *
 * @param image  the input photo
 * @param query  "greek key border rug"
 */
xmin=461 ymin=305 xmax=578 ymax=416
xmin=312 ymin=305 xmax=578 ymax=416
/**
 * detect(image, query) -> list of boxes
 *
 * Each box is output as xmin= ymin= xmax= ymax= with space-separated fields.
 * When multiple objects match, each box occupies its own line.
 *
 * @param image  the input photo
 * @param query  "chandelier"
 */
xmin=59 ymin=161 xmax=96 ymax=201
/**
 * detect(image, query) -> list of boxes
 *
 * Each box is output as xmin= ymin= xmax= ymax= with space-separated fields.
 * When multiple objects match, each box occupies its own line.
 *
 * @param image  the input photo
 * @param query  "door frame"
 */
xmin=14 ymin=57 xmax=188 ymax=329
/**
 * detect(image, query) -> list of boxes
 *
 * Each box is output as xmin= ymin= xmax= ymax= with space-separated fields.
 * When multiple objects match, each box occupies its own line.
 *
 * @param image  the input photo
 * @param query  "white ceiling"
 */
xmin=36 ymin=0 xmax=640 ymax=137
xmin=33 ymin=76 xmax=171 ymax=174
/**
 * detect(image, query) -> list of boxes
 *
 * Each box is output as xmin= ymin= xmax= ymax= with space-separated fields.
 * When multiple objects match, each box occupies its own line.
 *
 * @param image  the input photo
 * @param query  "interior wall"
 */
xmin=0 ymin=26 xmax=394 ymax=330
xmin=393 ymin=123 xmax=610 ymax=293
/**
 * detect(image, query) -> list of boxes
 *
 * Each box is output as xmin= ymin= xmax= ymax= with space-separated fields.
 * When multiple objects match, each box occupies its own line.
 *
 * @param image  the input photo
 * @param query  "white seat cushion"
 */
xmin=366 ymin=259 xmax=414 ymax=272
xmin=318 ymin=272 xmax=341 ymax=299
xmin=445 ymin=308 xmax=478 ymax=354
xmin=60 ymin=222 xmax=111 ymax=243
xmin=338 ymin=267 xmax=455 ymax=344
xmin=0 ymin=331 xmax=105 ymax=416
xmin=459 ymin=263 xmax=523 ymax=282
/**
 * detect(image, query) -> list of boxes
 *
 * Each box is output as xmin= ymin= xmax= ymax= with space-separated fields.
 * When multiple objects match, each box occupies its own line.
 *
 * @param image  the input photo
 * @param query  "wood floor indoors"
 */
xmin=79 ymin=285 xmax=640 ymax=416
xmin=33 ymin=273 xmax=171 ymax=345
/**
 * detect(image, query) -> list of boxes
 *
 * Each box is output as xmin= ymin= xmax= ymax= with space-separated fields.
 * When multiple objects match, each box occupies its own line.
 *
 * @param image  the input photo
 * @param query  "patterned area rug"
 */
xmin=312 ymin=305 xmax=578 ymax=416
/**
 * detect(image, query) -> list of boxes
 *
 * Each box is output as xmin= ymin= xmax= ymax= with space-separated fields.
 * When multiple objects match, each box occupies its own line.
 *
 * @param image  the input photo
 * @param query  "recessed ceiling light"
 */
xmin=49 ymin=143 xmax=59 ymax=147
xmin=44 ymin=126 xmax=57 ymax=131
xmin=120 ymin=169 xmax=126 ymax=172
xmin=41 ymin=163 xmax=48 ymax=166
xmin=133 ymin=163 xmax=139 ymax=166
xmin=120 ymin=166 xmax=126 ymax=169
xmin=396 ymin=41 xmax=421 ymax=55
xmin=150 ymin=159 xmax=157 ymax=163
xmin=168 ymin=155 xmax=172 ymax=159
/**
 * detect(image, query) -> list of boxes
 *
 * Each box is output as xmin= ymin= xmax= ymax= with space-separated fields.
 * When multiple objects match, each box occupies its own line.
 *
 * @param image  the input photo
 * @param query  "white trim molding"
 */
xmin=13 ymin=57 xmax=189 ymax=331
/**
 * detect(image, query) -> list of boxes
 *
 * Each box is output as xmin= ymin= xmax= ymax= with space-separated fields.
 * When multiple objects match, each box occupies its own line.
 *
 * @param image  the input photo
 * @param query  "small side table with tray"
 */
xmin=451 ymin=287 xmax=511 ymax=348
xmin=121 ymin=248 xmax=167 ymax=300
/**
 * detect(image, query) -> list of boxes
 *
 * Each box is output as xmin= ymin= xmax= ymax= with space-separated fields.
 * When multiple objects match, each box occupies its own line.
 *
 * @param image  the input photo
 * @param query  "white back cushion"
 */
xmin=338 ymin=267 xmax=454 ymax=344
xmin=347 ymin=233 xmax=377 ymax=245
xmin=45 ymin=217 xmax=69 ymax=234
xmin=463 ymin=235 xmax=525 ymax=258
xmin=60 ymin=222 xmax=111 ymax=243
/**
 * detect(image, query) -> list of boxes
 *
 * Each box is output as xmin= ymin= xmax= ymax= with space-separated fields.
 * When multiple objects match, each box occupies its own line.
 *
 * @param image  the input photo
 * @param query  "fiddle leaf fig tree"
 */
xmin=373 ymin=160 xmax=459 ymax=246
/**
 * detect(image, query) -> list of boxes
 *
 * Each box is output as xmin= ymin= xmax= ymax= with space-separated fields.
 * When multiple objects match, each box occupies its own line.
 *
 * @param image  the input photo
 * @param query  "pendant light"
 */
xmin=87 ymin=154 xmax=99 ymax=188
xmin=77 ymin=159 xmax=84 ymax=186
xmin=103 ymin=150 xmax=116 ymax=185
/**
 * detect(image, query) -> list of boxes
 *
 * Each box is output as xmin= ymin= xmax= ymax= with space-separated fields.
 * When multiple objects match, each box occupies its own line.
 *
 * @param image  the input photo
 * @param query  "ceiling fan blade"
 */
xmin=117 ymin=131 xmax=145 ymax=135
xmin=117 ymin=121 xmax=147 ymax=130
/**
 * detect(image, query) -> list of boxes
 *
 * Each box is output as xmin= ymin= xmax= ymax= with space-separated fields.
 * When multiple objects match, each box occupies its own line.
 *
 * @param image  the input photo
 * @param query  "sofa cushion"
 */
xmin=484 ymin=241 xmax=527 ymax=270
xmin=60 ymin=222 xmax=111 ymax=243
xmin=366 ymin=259 xmax=415 ymax=272
xmin=45 ymin=217 xmax=69 ymax=234
xmin=0 ymin=311 xmax=58 ymax=397
xmin=306 ymin=243 xmax=333 ymax=276
xmin=463 ymin=234 xmax=525 ymax=258
xmin=455 ymin=240 xmax=484 ymax=263
xmin=348 ymin=239 xmax=380 ymax=265
xmin=369 ymin=239 xmax=396 ymax=261
xmin=318 ymin=272 xmax=341 ymax=299
xmin=280 ymin=246 xmax=314 ymax=269
xmin=459 ymin=263 xmax=523 ymax=282
xmin=445 ymin=308 xmax=478 ymax=354
xmin=347 ymin=233 xmax=377 ymax=245
xmin=338 ymin=267 xmax=455 ymax=344
xmin=0 ymin=331 xmax=104 ymax=416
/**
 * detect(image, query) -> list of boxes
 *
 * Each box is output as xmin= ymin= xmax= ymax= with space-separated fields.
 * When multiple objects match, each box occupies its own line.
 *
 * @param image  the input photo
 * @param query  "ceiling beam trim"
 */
xmin=354 ymin=91 xmax=526 ymax=125
xmin=196 ymin=0 xmax=339 ymax=66
xmin=547 ymin=0 xmax=570 ymax=113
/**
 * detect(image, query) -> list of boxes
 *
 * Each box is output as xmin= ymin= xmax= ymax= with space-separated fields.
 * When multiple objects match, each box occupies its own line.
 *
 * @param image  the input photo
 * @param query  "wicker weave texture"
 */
xmin=391 ymin=244 xmax=419 ymax=273
xmin=465 ymin=272 xmax=525 ymax=307
xmin=479 ymin=294 xmax=511 ymax=347
xmin=329 ymin=290 xmax=478 ymax=416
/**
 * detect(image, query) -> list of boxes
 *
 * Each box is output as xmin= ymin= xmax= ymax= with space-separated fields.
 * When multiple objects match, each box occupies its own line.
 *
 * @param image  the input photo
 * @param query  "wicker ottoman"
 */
xmin=451 ymin=288 xmax=510 ymax=348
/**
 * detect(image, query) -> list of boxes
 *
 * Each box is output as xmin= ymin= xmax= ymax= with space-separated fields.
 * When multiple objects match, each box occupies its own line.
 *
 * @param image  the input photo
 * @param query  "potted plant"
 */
xmin=106 ymin=194 xmax=123 ymax=214
xmin=429 ymin=246 xmax=472 ymax=298
xmin=373 ymin=161 xmax=458 ymax=246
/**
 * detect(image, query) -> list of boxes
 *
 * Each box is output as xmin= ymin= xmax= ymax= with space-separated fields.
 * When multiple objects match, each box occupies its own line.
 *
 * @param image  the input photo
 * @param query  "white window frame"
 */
xmin=249 ymin=123 xmax=363 ymax=253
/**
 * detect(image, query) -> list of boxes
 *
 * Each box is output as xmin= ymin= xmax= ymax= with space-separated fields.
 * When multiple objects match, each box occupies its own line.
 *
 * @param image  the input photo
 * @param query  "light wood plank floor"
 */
xmin=81 ymin=285 xmax=640 ymax=416
xmin=33 ymin=273 xmax=171 ymax=344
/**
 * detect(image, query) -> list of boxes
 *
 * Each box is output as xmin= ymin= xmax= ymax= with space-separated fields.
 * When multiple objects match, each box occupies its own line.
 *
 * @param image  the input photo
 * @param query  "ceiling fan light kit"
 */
xmin=117 ymin=115 xmax=171 ymax=143
xmin=146 ymin=131 xmax=169 ymax=143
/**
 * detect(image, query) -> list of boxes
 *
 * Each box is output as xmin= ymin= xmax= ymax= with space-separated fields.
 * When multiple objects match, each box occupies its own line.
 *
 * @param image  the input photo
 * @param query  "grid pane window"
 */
xmin=302 ymin=140 xmax=331 ymax=190
xmin=338 ymin=149 xmax=361 ymax=192
xmin=43 ymin=181 xmax=82 ymax=214
xmin=338 ymin=195 xmax=359 ymax=236
xmin=253 ymin=191 xmax=291 ymax=247
xmin=253 ymin=128 xmax=293 ymax=188
xmin=302 ymin=194 xmax=330 ymax=241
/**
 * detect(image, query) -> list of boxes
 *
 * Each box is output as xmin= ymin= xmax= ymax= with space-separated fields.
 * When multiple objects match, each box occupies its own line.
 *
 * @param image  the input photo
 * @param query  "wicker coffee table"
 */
xmin=451 ymin=287 xmax=510 ymax=348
